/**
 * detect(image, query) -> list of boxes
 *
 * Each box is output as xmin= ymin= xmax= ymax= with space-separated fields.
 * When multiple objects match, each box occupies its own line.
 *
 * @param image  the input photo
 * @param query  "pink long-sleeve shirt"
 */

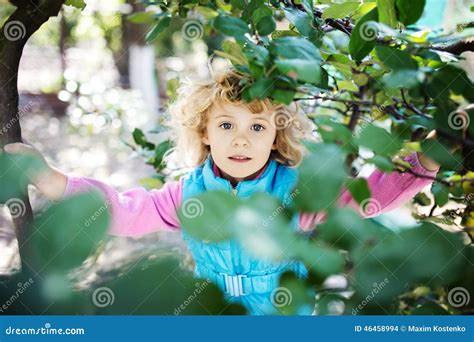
xmin=62 ymin=153 xmax=438 ymax=237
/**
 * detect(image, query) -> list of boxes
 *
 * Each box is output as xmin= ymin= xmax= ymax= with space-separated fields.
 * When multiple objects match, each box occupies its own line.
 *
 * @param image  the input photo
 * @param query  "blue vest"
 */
xmin=181 ymin=157 xmax=313 ymax=315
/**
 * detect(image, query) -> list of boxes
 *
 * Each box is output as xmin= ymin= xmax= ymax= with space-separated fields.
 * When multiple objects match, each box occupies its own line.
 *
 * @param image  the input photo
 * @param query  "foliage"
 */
xmin=1 ymin=0 xmax=473 ymax=316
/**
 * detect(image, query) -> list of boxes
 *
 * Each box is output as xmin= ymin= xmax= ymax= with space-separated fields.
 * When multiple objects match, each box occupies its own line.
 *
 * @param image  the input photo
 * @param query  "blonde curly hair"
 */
xmin=165 ymin=67 xmax=314 ymax=168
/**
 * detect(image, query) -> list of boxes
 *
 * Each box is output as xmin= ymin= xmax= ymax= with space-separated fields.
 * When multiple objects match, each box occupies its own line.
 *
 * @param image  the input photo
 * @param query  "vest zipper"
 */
xmin=230 ymin=186 xmax=241 ymax=273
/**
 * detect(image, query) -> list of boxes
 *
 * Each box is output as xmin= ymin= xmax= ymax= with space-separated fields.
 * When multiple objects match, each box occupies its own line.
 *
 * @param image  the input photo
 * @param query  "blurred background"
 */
xmin=0 ymin=0 xmax=472 ymax=286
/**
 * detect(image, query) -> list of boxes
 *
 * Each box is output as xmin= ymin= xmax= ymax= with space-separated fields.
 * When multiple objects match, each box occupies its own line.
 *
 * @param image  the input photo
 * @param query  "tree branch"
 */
xmin=430 ymin=38 xmax=474 ymax=55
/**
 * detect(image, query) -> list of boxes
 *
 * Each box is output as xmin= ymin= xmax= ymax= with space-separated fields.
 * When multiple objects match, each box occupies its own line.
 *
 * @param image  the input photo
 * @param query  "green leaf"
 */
xmin=153 ymin=140 xmax=172 ymax=168
xmin=326 ymin=53 xmax=354 ymax=76
xmin=396 ymin=0 xmax=426 ymax=25
xmin=356 ymin=124 xmax=403 ymax=156
xmin=245 ymin=42 xmax=270 ymax=66
xmin=256 ymin=16 xmax=276 ymax=36
xmin=29 ymin=191 xmax=110 ymax=271
xmin=411 ymin=302 xmax=450 ymax=315
xmin=314 ymin=117 xmax=358 ymax=153
xmin=64 ymin=0 xmax=86 ymax=10
xmin=294 ymin=144 xmax=347 ymax=211
xmin=318 ymin=208 xmax=395 ymax=251
xmin=272 ymin=37 xmax=323 ymax=84
xmin=294 ymin=240 xmax=345 ymax=276
xmin=132 ymin=128 xmax=155 ymax=150
xmin=421 ymin=139 xmax=462 ymax=171
xmin=145 ymin=16 xmax=171 ymax=43
xmin=352 ymin=223 xmax=467 ymax=305
xmin=195 ymin=6 xmax=219 ymax=19
xmin=283 ymin=7 xmax=313 ymax=37
xmin=425 ymin=65 xmax=474 ymax=102
xmin=381 ymin=69 xmax=420 ymax=89
xmin=377 ymin=0 xmax=397 ymax=28
xmin=346 ymin=178 xmax=371 ymax=206
xmin=214 ymin=15 xmax=251 ymax=38
xmin=100 ymin=257 xmax=245 ymax=315
xmin=231 ymin=0 xmax=245 ymax=10
xmin=232 ymin=194 xmax=344 ymax=276
xmin=217 ymin=41 xmax=248 ymax=66
xmin=247 ymin=78 xmax=275 ymax=99
xmin=367 ymin=155 xmax=396 ymax=172
xmin=431 ymin=183 xmax=449 ymax=207
xmin=349 ymin=8 xmax=379 ymax=61
xmin=413 ymin=192 xmax=431 ymax=206
xmin=275 ymin=272 xmax=315 ymax=315
xmin=271 ymin=89 xmax=295 ymax=105
xmin=322 ymin=2 xmax=360 ymax=19
xmin=127 ymin=12 xmax=156 ymax=25
xmin=241 ymin=0 xmax=265 ymax=22
xmin=271 ymin=76 xmax=297 ymax=105
xmin=232 ymin=193 xmax=296 ymax=261
xmin=272 ymin=36 xmax=321 ymax=60
xmin=0 ymin=153 xmax=47 ymax=202
xmin=337 ymin=80 xmax=358 ymax=92
xmin=299 ymin=0 xmax=314 ymax=19
xmin=252 ymin=5 xmax=272 ymax=24
xmin=375 ymin=45 xmax=418 ymax=71
xmin=178 ymin=192 xmax=239 ymax=242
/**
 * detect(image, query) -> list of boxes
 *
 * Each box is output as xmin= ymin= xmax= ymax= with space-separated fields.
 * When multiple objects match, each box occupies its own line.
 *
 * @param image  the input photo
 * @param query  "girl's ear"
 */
xmin=201 ymin=132 xmax=210 ymax=145
xmin=271 ymin=138 xmax=277 ymax=150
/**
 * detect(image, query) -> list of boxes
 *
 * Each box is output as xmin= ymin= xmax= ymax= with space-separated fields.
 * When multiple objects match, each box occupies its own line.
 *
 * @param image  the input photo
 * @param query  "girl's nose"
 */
xmin=232 ymin=135 xmax=250 ymax=148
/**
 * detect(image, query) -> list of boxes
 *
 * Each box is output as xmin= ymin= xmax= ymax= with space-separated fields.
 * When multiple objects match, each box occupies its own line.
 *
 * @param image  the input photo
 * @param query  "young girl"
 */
xmin=3 ymin=68 xmax=440 ymax=315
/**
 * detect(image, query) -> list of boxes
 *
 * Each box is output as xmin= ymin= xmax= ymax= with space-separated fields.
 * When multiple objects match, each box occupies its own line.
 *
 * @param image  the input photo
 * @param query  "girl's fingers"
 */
xmin=4 ymin=143 xmax=26 ymax=153
xmin=3 ymin=143 xmax=37 ymax=156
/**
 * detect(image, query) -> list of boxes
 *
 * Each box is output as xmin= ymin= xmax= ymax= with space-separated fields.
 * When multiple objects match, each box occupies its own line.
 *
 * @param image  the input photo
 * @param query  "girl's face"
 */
xmin=202 ymin=101 xmax=277 ymax=183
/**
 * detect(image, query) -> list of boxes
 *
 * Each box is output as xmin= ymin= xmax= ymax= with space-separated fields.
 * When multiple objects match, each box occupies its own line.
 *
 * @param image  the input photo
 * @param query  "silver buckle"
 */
xmin=219 ymin=273 xmax=246 ymax=297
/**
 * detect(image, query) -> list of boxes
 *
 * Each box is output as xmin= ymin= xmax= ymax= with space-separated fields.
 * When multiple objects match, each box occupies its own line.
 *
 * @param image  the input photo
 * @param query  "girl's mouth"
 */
xmin=229 ymin=155 xmax=252 ymax=163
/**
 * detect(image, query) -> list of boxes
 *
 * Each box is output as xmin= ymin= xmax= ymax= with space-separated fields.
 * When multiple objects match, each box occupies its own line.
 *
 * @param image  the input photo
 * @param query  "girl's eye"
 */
xmin=251 ymin=124 xmax=265 ymax=132
xmin=219 ymin=122 xmax=233 ymax=130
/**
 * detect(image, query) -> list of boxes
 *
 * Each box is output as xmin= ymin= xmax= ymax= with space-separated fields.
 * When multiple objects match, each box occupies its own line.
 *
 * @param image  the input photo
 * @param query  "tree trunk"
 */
xmin=127 ymin=0 xmax=160 ymax=122
xmin=0 ymin=0 xmax=65 ymax=272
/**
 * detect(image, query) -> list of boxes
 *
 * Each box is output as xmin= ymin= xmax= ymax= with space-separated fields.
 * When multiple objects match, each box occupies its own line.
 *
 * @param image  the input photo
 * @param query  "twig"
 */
xmin=294 ymin=95 xmax=373 ymax=106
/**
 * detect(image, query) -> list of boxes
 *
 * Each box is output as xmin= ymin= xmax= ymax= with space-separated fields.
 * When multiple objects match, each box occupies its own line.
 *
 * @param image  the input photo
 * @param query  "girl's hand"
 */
xmin=417 ymin=114 xmax=468 ymax=172
xmin=416 ymin=130 xmax=441 ymax=172
xmin=2 ymin=142 xmax=68 ymax=201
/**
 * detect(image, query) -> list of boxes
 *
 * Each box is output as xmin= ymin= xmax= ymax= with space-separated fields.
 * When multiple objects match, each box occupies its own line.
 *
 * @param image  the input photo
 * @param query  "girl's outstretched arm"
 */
xmin=3 ymin=142 xmax=183 ymax=237
xmin=62 ymin=176 xmax=183 ymax=237
xmin=299 ymin=152 xmax=439 ymax=231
